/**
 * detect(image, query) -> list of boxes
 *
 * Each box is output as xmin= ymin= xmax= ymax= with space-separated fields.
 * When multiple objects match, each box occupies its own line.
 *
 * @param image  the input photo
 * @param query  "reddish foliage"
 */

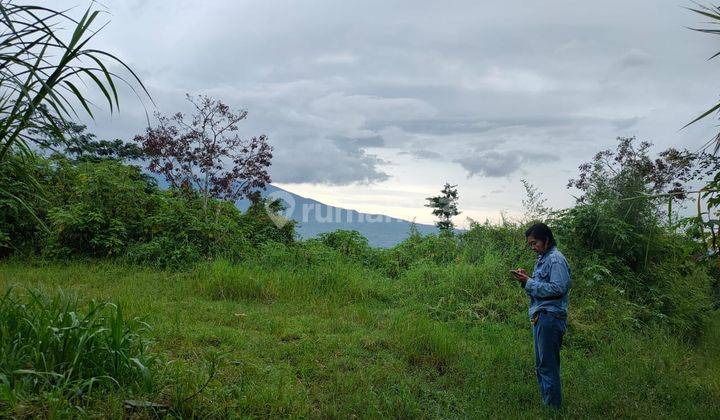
xmin=134 ymin=94 xmax=272 ymax=203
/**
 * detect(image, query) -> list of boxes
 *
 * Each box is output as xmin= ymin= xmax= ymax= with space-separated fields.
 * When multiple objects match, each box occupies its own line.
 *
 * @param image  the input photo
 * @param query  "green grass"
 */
xmin=0 ymin=259 xmax=718 ymax=418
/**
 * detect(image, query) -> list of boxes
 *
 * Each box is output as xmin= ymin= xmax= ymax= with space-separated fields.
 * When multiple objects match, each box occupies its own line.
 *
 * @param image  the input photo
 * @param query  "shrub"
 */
xmin=370 ymin=231 xmax=461 ymax=278
xmin=43 ymin=160 xmax=157 ymax=257
xmin=458 ymin=221 xmax=528 ymax=266
xmin=317 ymin=230 xmax=371 ymax=260
xmin=124 ymin=236 xmax=202 ymax=269
xmin=133 ymin=190 xmax=251 ymax=267
xmin=0 ymin=153 xmax=51 ymax=256
xmin=237 ymin=200 xmax=296 ymax=246
xmin=4 ymin=157 xmax=290 ymax=267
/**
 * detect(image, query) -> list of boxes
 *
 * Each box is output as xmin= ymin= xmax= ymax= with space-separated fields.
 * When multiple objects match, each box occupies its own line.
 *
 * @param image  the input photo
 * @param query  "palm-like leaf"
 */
xmin=685 ymin=3 xmax=720 ymax=151
xmin=0 ymin=1 xmax=152 ymax=236
xmin=0 ymin=1 xmax=152 ymax=161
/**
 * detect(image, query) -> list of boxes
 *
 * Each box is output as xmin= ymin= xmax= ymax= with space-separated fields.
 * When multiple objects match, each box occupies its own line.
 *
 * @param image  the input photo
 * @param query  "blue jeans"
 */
xmin=532 ymin=311 xmax=566 ymax=408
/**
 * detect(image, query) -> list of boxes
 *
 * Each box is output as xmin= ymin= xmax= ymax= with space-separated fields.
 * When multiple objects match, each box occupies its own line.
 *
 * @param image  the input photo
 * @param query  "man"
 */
xmin=511 ymin=222 xmax=571 ymax=409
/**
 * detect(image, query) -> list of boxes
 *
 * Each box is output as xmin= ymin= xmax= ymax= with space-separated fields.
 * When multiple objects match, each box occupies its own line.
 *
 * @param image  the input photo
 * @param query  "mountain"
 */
xmin=235 ymin=184 xmax=439 ymax=247
xmin=149 ymin=174 xmax=440 ymax=247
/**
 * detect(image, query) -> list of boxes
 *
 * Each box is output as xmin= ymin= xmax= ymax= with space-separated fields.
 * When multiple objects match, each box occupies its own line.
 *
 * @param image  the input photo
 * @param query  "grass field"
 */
xmin=0 ymin=259 xmax=719 ymax=418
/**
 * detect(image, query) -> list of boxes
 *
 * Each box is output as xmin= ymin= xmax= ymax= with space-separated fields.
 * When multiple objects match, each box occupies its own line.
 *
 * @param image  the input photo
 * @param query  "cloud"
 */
xmin=616 ymin=49 xmax=653 ymax=70
xmin=309 ymin=93 xmax=437 ymax=122
xmin=613 ymin=117 xmax=641 ymax=130
xmin=602 ymin=49 xmax=654 ymax=86
xmin=398 ymin=149 xmax=444 ymax=160
xmin=454 ymin=151 xmax=559 ymax=178
xmin=271 ymin=137 xmax=389 ymax=185
xmin=370 ymin=119 xmax=495 ymax=136
xmin=51 ymin=0 xmax=717 ymax=209
xmin=333 ymin=135 xmax=385 ymax=152
xmin=466 ymin=66 xmax=558 ymax=93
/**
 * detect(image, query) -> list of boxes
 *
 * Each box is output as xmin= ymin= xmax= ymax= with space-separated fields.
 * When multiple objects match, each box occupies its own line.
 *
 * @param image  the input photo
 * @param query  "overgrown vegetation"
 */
xmin=0 ymin=155 xmax=291 ymax=266
xmin=0 ymin=95 xmax=718 ymax=417
xmin=0 ymin=227 xmax=718 ymax=416
xmin=0 ymin=1 xmax=718 ymax=416
xmin=0 ymin=287 xmax=154 ymax=417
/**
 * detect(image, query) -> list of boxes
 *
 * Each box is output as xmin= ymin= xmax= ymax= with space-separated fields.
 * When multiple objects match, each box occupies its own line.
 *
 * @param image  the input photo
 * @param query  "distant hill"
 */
xmin=235 ymin=184 xmax=439 ymax=247
xmin=150 ymin=176 xmax=441 ymax=247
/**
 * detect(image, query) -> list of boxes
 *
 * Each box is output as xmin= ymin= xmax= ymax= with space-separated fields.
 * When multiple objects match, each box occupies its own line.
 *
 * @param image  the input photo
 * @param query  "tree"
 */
xmin=425 ymin=183 xmax=461 ymax=232
xmin=566 ymin=137 xmax=720 ymax=253
xmin=567 ymin=137 xmax=718 ymax=205
xmin=133 ymin=94 xmax=273 ymax=209
xmin=30 ymin=118 xmax=143 ymax=162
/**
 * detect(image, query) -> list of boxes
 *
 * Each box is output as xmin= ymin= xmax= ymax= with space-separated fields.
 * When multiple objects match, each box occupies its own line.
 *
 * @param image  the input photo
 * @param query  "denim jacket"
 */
xmin=523 ymin=246 xmax=571 ymax=319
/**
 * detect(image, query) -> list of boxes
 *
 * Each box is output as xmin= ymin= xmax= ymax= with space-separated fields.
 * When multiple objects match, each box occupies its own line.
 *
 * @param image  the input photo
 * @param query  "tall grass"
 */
xmin=0 ymin=287 xmax=155 ymax=405
xmin=0 ymin=260 xmax=718 ymax=417
xmin=195 ymin=256 xmax=395 ymax=304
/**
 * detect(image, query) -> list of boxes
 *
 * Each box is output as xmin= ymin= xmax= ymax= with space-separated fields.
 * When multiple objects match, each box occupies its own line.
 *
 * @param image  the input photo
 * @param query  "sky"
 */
xmin=58 ymin=0 xmax=720 ymax=226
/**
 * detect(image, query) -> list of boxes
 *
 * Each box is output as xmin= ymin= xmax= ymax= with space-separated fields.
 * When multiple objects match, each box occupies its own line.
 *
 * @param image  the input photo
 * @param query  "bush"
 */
xmin=125 ymin=191 xmax=291 ymax=268
xmin=131 ymin=190 xmax=252 ymax=268
xmin=317 ymin=230 xmax=371 ymax=260
xmin=458 ymin=221 xmax=529 ymax=266
xmin=124 ymin=236 xmax=202 ymax=269
xmin=1 ymin=156 xmax=294 ymax=267
xmin=551 ymin=205 xmax=714 ymax=340
xmin=0 ymin=153 xmax=51 ymax=256
xmin=545 ymin=137 xmax=720 ymax=340
xmin=237 ymin=199 xmax=296 ymax=246
xmin=43 ymin=160 xmax=156 ymax=257
xmin=368 ymin=231 xmax=461 ymax=278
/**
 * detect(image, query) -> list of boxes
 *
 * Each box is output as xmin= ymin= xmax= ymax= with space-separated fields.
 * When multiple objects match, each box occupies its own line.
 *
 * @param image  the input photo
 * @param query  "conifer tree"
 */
xmin=425 ymin=183 xmax=460 ymax=231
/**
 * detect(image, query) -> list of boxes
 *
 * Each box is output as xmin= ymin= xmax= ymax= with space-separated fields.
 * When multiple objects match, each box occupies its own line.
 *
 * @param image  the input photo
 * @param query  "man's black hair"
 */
xmin=524 ymin=222 xmax=556 ymax=248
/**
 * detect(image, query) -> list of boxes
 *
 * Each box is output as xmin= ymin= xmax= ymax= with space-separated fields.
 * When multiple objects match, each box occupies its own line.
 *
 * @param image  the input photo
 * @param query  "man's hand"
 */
xmin=511 ymin=267 xmax=530 ymax=283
